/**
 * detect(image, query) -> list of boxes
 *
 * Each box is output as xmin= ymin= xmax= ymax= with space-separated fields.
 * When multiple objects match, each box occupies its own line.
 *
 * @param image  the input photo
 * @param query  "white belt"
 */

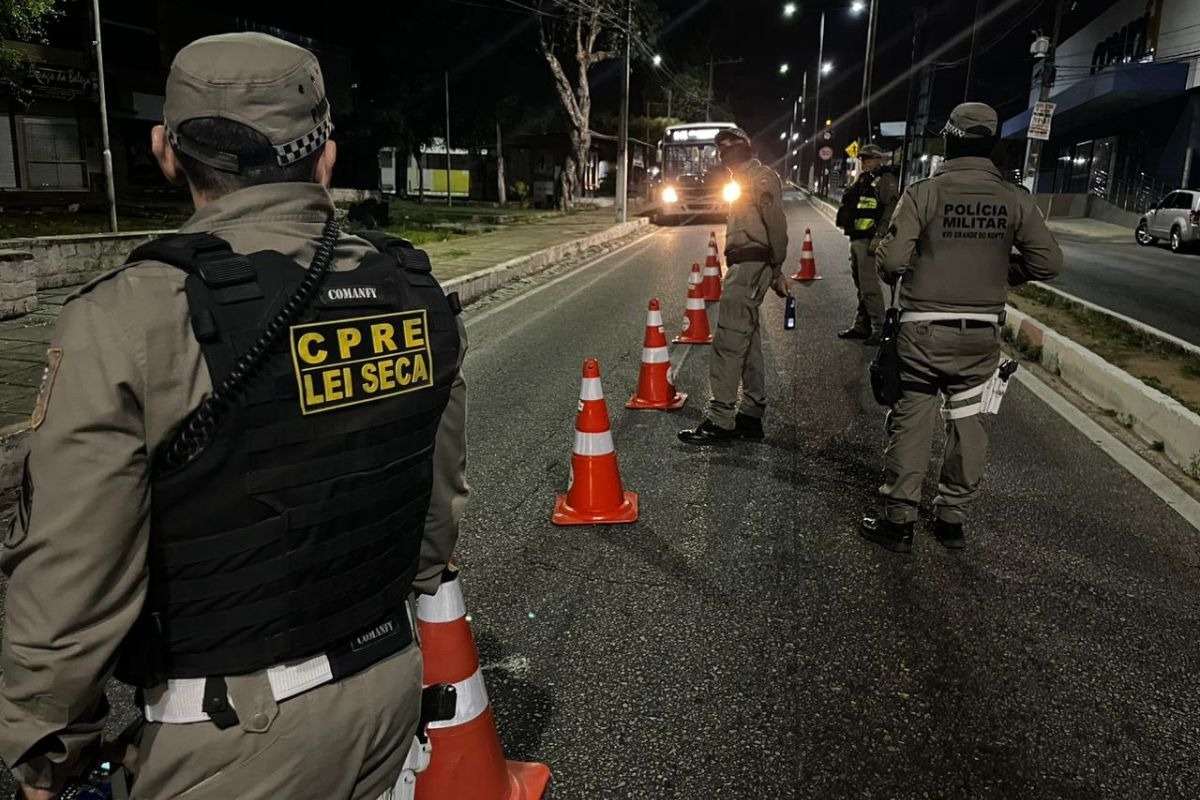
xmin=144 ymin=653 xmax=336 ymax=724
xmin=901 ymin=311 xmax=1000 ymax=325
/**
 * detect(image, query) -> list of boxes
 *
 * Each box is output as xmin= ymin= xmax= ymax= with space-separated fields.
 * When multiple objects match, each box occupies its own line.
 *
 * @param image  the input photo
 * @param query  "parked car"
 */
xmin=1136 ymin=189 xmax=1200 ymax=253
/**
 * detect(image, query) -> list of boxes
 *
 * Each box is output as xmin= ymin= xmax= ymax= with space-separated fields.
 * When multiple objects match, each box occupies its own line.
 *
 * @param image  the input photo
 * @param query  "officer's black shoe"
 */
xmin=858 ymin=516 xmax=914 ymax=553
xmin=734 ymin=413 xmax=765 ymax=441
xmin=933 ymin=519 xmax=966 ymax=550
xmin=862 ymin=334 xmax=882 ymax=347
xmin=838 ymin=327 xmax=871 ymax=340
xmin=678 ymin=420 xmax=737 ymax=447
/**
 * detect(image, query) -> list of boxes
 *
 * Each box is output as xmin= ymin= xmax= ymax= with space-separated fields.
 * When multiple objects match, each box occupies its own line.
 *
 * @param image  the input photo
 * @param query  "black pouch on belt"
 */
xmin=869 ymin=285 xmax=902 ymax=407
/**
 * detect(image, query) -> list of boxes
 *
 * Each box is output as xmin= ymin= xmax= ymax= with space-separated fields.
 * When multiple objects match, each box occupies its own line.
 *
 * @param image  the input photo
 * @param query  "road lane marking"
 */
xmin=464 ymin=229 xmax=661 ymax=329
xmin=1016 ymin=370 xmax=1200 ymax=531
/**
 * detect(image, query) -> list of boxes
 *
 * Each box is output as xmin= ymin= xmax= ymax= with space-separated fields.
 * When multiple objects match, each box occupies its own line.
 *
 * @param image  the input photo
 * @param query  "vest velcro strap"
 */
xmin=201 ymin=676 xmax=239 ymax=729
xmin=245 ymin=406 xmax=443 ymax=455
xmin=157 ymin=515 xmax=285 ymax=565
xmin=195 ymin=252 xmax=256 ymax=288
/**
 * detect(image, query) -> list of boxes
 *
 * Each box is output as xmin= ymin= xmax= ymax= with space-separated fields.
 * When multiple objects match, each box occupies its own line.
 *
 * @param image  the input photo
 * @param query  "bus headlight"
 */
xmin=723 ymin=181 xmax=742 ymax=203
xmin=662 ymin=186 xmax=679 ymax=204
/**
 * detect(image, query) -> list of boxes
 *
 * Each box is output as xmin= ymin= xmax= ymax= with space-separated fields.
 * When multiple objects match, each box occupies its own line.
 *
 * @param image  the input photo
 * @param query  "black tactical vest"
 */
xmin=115 ymin=232 xmax=460 ymax=686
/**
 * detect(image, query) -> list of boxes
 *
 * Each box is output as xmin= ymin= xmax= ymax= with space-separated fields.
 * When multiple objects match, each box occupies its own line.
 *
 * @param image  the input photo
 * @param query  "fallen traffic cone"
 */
xmin=701 ymin=232 xmax=723 ymax=301
xmin=627 ymin=298 xmax=687 ymax=411
xmin=791 ymin=228 xmax=823 ymax=282
xmin=673 ymin=263 xmax=713 ymax=345
xmin=553 ymin=358 xmax=638 ymax=525
xmin=416 ymin=567 xmax=552 ymax=800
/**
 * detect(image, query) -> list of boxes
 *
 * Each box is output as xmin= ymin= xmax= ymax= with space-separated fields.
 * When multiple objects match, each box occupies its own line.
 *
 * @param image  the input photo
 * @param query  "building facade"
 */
xmin=1002 ymin=0 xmax=1200 ymax=210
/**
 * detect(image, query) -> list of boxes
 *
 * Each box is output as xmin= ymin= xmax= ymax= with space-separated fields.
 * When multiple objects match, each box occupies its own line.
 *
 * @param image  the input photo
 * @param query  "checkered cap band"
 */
xmin=275 ymin=118 xmax=332 ymax=166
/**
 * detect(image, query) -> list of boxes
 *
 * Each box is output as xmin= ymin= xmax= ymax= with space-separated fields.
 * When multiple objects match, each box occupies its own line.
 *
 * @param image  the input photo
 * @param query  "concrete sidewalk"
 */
xmin=0 ymin=208 xmax=641 ymax=434
xmin=1046 ymin=217 xmax=1133 ymax=243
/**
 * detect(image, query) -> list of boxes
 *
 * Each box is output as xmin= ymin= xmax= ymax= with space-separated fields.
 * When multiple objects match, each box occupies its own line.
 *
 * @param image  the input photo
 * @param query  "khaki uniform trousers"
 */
xmin=130 ymin=645 xmax=422 ymax=800
xmin=880 ymin=321 xmax=1000 ymax=524
xmin=706 ymin=260 xmax=775 ymax=429
xmin=849 ymin=238 xmax=885 ymax=333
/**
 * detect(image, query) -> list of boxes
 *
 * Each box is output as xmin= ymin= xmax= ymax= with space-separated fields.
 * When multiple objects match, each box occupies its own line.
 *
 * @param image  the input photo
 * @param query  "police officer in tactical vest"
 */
xmin=679 ymin=128 xmax=790 ymax=446
xmin=859 ymin=102 xmax=1061 ymax=553
xmin=836 ymin=143 xmax=898 ymax=346
xmin=0 ymin=33 xmax=468 ymax=799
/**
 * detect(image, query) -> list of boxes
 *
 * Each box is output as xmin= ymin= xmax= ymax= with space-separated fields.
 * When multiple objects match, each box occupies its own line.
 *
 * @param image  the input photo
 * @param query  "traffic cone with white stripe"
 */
xmin=416 ymin=568 xmax=551 ymax=800
xmin=701 ymin=232 xmax=723 ymax=301
xmin=553 ymin=358 xmax=638 ymax=525
xmin=791 ymin=228 xmax=823 ymax=282
xmin=673 ymin=263 xmax=713 ymax=345
xmin=627 ymin=298 xmax=687 ymax=411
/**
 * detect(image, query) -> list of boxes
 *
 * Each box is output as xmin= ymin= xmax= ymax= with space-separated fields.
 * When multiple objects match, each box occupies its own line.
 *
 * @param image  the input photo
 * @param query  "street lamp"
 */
xmin=851 ymin=0 xmax=866 ymax=13
xmin=779 ymin=132 xmax=788 ymax=140
xmin=821 ymin=61 xmax=833 ymax=75
xmin=652 ymin=54 xmax=662 ymax=67
xmin=783 ymin=2 xmax=797 ymax=17
xmin=779 ymin=62 xmax=790 ymax=75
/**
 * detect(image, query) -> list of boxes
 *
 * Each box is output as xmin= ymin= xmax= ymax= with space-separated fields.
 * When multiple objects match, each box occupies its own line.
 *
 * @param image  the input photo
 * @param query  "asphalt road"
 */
xmin=1053 ymin=236 xmax=1200 ymax=345
xmin=2 ymin=198 xmax=1198 ymax=798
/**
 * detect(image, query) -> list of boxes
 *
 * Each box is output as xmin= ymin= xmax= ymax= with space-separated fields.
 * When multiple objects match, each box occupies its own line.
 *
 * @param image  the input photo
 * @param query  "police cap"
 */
xmin=164 ymin=33 xmax=332 ymax=173
xmin=714 ymin=128 xmax=752 ymax=148
xmin=941 ymin=102 xmax=998 ymax=139
xmin=859 ymin=144 xmax=889 ymax=159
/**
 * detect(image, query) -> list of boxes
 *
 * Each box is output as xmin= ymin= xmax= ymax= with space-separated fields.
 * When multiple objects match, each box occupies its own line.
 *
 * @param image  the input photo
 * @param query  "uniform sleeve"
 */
xmin=760 ymin=170 xmax=789 ymax=266
xmin=875 ymin=184 xmax=923 ymax=283
xmin=1009 ymin=192 xmax=1063 ymax=285
xmin=0 ymin=296 xmax=149 ymax=791
xmin=875 ymin=173 xmax=901 ymax=234
xmin=412 ymin=317 xmax=469 ymax=596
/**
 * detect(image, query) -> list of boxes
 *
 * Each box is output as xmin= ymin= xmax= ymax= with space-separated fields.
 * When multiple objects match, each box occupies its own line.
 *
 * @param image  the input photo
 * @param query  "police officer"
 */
xmin=0 ymin=33 xmax=467 ymax=799
xmin=836 ymin=144 xmax=899 ymax=346
xmin=679 ymin=128 xmax=790 ymax=446
xmin=859 ymin=102 xmax=1061 ymax=552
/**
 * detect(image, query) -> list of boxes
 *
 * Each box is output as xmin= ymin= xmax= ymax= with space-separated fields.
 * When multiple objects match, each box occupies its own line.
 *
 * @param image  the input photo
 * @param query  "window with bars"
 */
xmin=19 ymin=116 xmax=87 ymax=190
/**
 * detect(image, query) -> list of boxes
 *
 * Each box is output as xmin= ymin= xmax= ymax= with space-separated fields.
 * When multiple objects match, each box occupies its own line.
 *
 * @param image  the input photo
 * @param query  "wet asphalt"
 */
xmin=1 ymin=197 xmax=1198 ymax=799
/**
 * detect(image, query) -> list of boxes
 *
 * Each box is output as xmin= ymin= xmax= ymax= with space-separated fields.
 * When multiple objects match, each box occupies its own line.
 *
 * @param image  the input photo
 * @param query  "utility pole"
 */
xmin=444 ymin=71 xmax=452 ymax=208
xmin=616 ymin=0 xmax=631 ymax=223
xmin=860 ymin=0 xmax=879 ymax=143
xmin=706 ymin=55 xmax=742 ymax=121
xmin=809 ymin=10 xmax=825 ymax=190
xmin=666 ymin=87 xmax=673 ymax=119
xmin=964 ymin=0 xmax=984 ymax=101
xmin=1022 ymin=0 xmax=1067 ymax=192
xmin=91 ymin=0 xmax=117 ymax=232
xmin=900 ymin=6 xmax=928 ymax=187
xmin=496 ymin=120 xmax=506 ymax=205
xmin=797 ymin=70 xmax=807 ymax=187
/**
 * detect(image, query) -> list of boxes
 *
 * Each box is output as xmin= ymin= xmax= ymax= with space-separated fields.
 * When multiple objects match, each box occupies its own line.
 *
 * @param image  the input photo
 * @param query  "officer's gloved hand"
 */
xmin=769 ymin=271 xmax=791 ymax=298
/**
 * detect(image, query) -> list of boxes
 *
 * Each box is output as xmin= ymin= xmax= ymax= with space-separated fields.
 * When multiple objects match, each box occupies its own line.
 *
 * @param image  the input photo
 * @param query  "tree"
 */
xmin=1 ymin=0 xmax=61 ymax=105
xmin=537 ymin=0 xmax=658 ymax=209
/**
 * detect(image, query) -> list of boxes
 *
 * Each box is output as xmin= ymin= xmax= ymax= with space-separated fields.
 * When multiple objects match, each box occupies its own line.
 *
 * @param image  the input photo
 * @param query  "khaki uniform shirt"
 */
xmin=724 ymin=159 xmax=789 ymax=266
xmin=875 ymin=157 xmax=1062 ymax=313
xmin=0 ymin=183 xmax=468 ymax=788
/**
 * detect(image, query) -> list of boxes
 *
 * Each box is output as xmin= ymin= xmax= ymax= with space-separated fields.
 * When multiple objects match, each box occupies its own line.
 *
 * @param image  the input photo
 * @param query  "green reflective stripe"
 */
xmin=857 ymin=197 xmax=879 ymax=210
xmin=854 ymin=219 xmax=876 ymax=231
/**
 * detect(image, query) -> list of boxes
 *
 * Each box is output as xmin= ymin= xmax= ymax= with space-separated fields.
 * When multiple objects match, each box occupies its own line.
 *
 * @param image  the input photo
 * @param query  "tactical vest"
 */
xmin=850 ymin=175 xmax=883 ymax=239
xmin=114 ymin=231 xmax=460 ymax=686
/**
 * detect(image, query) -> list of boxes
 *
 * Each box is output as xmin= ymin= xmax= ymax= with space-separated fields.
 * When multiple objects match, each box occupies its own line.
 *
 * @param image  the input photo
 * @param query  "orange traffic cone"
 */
xmin=416 ymin=568 xmax=551 ymax=800
xmin=553 ymin=358 xmax=638 ymax=525
xmin=627 ymin=298 xmax=687 ymax=411
xmin=701 ymin=232 xmax=723 ymax=301
xmin=673 ymin=264 xmax=713 ymax=345
xmin=791 ymin=228 xmax=823 ymax=282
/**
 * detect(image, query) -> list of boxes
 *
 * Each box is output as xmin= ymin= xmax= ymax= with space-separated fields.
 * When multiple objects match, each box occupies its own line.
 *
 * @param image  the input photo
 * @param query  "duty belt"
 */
xmin=901 ymin=311 xmax=1003 ymax=327
xmin=143 ymin=604 xmax=416 ymax=724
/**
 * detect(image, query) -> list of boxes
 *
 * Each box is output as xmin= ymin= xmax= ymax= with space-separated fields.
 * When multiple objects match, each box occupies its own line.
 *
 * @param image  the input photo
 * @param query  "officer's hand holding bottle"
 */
xmin=770 ymin=271 xmax=791 ymax=298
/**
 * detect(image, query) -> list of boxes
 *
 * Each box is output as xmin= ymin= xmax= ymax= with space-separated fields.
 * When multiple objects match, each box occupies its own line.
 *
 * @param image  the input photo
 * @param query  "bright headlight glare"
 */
xmin=723 ymin=181 xmax=741 ymax=203
xmin=662 ymin=186 xmax=679 ymax=204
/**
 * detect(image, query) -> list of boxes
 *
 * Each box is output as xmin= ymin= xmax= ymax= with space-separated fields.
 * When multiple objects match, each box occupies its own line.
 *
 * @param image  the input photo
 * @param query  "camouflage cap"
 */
xmin=859 ymin=143 xmax=889 ymax=159
xmin=941 ymin=102 xmax=998 ymax=139
xmin=164 ymin=32 xmax=332 ymax=173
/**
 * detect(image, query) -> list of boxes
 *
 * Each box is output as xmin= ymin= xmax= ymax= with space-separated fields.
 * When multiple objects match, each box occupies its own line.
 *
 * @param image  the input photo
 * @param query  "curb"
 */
xmin=0 ymin=218 xmax=651 ymax=495
xmin=1025 ymin=282 xmax=1200 ymax=357
xmin=1004 ymin=306 xmax=1200 ymax=478
xmin=442 ymin=217 xmax=649 ymax=306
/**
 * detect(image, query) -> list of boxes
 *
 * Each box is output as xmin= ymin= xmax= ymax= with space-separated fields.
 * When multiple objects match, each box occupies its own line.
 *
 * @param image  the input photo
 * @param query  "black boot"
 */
xmin=862 ymin=334 xmax=882 ymax=347
xmin=838 ymin=326 xmax=871 ymax=340
xmin=858 ymin=516 xmax=914 ymax=553
xmin=734 ymin=413 xmax=764 ymax=441
xmin=933 ymin=519 xmax=965 ymax=549
xmin=678 ymin=419 xmax=736 ymax=447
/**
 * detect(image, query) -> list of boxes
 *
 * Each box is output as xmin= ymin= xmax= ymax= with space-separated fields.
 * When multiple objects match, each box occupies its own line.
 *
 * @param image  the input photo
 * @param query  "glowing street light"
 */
xmin=783 ymin=2 xmax=797 ymax=17
xmin=779 ymin=62 xmax=790 ymax=75
xmin=779 ymin=131 xmax=788 ymax=140
xmin=821 ymin=61 xmax=833 ymax=75
xmin=851 ymin=0 xmax=866 ymax=13
xmin=652 ymin=54 xmax=662 ymax=67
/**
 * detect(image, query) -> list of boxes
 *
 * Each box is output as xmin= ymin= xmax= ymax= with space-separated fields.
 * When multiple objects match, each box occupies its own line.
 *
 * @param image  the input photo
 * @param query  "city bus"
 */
xmin=653 ymin=122 xmax=742 ymax=225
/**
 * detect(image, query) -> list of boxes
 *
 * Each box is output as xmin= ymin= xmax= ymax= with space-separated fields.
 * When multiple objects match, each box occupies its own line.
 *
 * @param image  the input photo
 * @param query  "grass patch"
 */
xmin=0 ymin=207 xmax=192 ymax=239
xmin=1009 ymin=284 xmax=1200 ymax=415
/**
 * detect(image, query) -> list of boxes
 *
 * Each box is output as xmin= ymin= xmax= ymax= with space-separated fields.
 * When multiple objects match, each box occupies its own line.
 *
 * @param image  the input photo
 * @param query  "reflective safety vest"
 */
xmin=851 ymin=176 xmax=883 ymax=239
xmin=114 ymin=232 xmax=460 ymax=686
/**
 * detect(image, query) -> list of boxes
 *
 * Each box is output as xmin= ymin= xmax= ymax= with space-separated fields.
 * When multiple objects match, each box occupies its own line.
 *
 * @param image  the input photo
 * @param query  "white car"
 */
xmin=1136 ymin=189 xmax=1200 ymax=253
